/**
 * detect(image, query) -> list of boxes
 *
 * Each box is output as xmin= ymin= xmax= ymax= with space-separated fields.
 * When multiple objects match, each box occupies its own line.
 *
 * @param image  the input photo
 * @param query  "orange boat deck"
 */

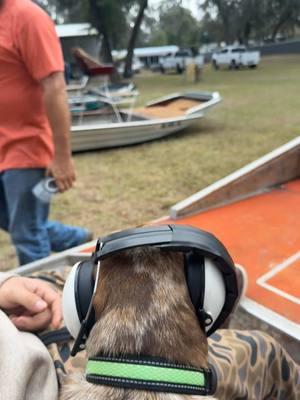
xmin=164 ymin=179 xmax=300 ymax=333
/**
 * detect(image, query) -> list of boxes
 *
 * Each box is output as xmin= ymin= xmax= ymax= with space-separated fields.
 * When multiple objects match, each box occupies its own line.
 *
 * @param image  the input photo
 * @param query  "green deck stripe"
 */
xmin=86 ymin=360 xmax=205 ymax=387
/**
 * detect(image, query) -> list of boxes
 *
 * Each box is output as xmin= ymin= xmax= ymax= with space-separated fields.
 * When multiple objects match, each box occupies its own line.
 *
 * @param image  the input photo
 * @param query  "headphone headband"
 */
xmin=95 ymin=225 xmax=233 ymax=267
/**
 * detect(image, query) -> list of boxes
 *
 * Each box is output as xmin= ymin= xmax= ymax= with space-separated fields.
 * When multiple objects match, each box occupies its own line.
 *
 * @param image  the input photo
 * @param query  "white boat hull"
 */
xmin=71 ymin=92 xmax=221 ymax=152
xmin=71 ymin=113 xmax=203 ymax=151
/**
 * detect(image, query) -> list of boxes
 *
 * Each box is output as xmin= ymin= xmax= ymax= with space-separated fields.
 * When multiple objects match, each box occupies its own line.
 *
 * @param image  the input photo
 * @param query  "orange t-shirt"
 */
xmin=0 ymin=0 xmax=64 ymax=172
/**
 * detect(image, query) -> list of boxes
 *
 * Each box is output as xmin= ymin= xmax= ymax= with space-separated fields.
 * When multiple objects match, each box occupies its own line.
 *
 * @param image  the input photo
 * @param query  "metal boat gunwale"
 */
xmin=71 ymin=91 xmax=221 ymax=132
xmin=72 ymin=112 xmax=203 ymax=132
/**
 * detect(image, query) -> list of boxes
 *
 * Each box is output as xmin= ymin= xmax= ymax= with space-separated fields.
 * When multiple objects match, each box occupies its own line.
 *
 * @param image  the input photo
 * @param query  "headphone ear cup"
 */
xmin=62 ymin=262 xmax=83 ymax=339
xmin=184 ymin=252 xmax=205 ymax=322
xmin=75 ymin=259 xmax=96 ymax=326
xmin=184 ymin=252 xmax=227 ymax=335
xmin=62 ymin=260 xmax=96 ymax=339
xmin=202 ymin=257 xmax=226 ymax=334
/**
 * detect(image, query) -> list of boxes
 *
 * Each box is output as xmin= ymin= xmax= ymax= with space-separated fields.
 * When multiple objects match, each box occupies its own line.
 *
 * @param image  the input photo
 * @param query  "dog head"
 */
xmin=61 ymin=225 xmax=237 ymax=399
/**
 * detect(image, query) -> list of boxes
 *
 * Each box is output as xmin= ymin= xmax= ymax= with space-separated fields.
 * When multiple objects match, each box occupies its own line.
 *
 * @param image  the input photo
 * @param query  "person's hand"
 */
xmin=47 ymin=156 xmax=76 ymax=192
xmin=41 ymin=71 xmax=75 ymax=192
xmin=0 ymin=276 xmax=62 ymax=332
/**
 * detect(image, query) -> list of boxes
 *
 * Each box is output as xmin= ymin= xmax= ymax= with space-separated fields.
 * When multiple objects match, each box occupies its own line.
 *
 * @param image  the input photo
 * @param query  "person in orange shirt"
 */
xmin=0 ymin=0 xmax=92 ymax=265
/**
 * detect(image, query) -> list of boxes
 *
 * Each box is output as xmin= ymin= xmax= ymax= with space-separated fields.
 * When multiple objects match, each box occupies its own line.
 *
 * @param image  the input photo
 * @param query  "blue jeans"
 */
xmin=0 ymin=168 xmax=89 ymax=266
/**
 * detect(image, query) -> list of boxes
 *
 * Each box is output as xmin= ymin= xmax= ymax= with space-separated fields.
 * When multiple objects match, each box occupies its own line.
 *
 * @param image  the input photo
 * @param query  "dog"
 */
xmin=60 ymin=246 xmax=217 ymax=400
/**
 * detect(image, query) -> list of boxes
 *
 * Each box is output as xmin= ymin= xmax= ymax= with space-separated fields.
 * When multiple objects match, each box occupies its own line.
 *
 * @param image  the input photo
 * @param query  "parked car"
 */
xmin=211 ymin=46 xmax=260 ymax=70
xmin=159 ymin=49 xmax=204 ymax=74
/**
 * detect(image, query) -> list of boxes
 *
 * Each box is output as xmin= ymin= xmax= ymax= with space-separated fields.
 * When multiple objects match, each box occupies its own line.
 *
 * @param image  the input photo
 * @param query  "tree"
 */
xmin=87 ymin=0 xmax=136 ymax=64
xmin=85 ymin=0 xmax=149 ymax=78
xmin=123 ymin=0 xmax=148 ymax=78
xmin=35 ymin=0 xmax=89 ymax=23
xmin=233 ymin=0 xmax=266 ymax=44
xmin=202 ymin=0 xmax=237 ymax=44
xmin=37 ymin=0 xmax=149 ymax=80
xmin=267 ymin=0 xmax=300 ymax=40
xmin=201 ymin=0 xmax=300 ymax=45
xmin=148 ymin=2 xmax=201 ymax=48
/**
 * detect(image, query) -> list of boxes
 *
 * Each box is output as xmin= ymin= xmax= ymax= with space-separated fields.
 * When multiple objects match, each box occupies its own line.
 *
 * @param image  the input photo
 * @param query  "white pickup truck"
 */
xmin=211 ymin=46 xmax=260 ymax=69
xmin=159 ymin=49 xmax=204 ymax=74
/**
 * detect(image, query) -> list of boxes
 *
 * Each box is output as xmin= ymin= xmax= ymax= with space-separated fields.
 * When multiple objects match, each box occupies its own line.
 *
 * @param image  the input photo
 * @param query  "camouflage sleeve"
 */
xmin=208 ymin=329 xmax=300 ymax=400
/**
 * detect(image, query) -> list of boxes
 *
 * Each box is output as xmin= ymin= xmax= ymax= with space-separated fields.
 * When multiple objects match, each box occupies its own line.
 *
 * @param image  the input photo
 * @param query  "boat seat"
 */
xmin=72 ymin=47 xmax=115 ymax=77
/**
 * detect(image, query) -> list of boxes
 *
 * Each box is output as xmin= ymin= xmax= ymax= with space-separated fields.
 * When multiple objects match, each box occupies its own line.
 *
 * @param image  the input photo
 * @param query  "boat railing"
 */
xmin=97 ymin=83 xmax=140 ymax=122
xmin=66 ymin=75 xmax=90 ymax=95
xmin=69 ymin=78 xmax=140 ymax=125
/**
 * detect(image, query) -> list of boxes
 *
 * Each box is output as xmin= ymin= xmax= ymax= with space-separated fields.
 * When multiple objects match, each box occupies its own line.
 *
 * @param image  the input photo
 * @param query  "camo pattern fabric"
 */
xmin=209 ymin=329 xmax=300 ymax=400
xmin=33 ymin=267 xmax=300 ymax=399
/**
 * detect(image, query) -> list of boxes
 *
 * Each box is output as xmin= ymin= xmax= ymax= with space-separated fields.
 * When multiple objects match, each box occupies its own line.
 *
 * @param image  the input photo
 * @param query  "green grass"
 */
xmin=1 ymin=55 xmax=299 ymax=270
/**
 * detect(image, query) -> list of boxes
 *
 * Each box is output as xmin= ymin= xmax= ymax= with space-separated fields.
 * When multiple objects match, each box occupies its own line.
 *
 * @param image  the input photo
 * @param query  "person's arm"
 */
xmin=0 ymin=276 xmax=62 ymax=331
xmin=16 ymin=3 xmax=76 ymax=193
xmin=41 ymin=71 xmax=76 ymax=192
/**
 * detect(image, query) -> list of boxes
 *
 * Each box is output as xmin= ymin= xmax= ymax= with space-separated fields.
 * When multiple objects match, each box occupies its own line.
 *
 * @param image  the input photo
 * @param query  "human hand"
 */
xmin=0 ymin=276 xmax=62 ymax=332
xmin=47 ymin=156 xmax=76 ymax=192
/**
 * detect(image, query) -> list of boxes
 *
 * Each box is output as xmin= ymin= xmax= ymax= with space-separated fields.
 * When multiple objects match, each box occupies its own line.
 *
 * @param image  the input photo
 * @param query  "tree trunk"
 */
xmin=213 ymin=0 xmax=231 ymax=44
xmin=243 ymin=21 xmax=252 ymax=46
xmin=88 ymin=0 xmax=121 ymax=82
xmin=271 ymin=11 xmax=291 ymax=41
xmin=99 ymin=34 xmax=114 ymax=64
xmin=123 ymin=0 xmax=148 ymax=78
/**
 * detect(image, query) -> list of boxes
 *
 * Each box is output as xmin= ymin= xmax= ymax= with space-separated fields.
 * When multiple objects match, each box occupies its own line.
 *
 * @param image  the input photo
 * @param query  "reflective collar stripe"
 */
xmin=85 ymin=357 xmax=212 ymax=395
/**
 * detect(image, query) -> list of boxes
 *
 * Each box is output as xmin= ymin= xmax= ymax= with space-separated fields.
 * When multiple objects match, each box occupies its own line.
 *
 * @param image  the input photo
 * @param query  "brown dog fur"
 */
xmin=60 ymin=247 xmax=217 ymax=399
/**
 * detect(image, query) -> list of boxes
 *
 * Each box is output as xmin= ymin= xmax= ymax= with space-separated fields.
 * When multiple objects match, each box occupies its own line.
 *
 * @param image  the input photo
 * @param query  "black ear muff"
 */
xmin=184 ymin=252 xmax=205 ymax=308
xmin=75 ymin=260 xmax=96 ymax=326
xmin=184 ymin=252 xmax=212 ymax=331
xmin=71 ymin=260 xmax=97 ymax=355
xmin=63 ymin=224 xmax=238 ymax=356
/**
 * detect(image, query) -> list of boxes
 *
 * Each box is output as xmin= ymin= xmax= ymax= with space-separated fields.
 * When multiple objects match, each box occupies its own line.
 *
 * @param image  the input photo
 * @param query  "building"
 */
xmin=113 ymin=45 xmax=179 ymax=68
xmin=55 ymin=23 xmax=101 ymax=63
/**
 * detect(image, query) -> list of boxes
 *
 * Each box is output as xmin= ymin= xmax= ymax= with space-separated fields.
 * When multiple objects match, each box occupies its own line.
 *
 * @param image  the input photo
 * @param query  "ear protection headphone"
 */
xmin=62 ymin=225 xmax=239 ymax=356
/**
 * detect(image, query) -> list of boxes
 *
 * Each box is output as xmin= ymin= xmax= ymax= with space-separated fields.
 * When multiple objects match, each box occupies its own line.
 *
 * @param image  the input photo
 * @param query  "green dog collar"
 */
xmin=86 ymin=356 xmax=212 ymax=395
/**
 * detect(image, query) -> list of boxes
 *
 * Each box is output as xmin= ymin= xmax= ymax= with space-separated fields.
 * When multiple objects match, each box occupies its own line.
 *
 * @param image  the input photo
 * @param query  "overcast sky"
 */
xmin=149 ymin=0 xmax=204 ymax=20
